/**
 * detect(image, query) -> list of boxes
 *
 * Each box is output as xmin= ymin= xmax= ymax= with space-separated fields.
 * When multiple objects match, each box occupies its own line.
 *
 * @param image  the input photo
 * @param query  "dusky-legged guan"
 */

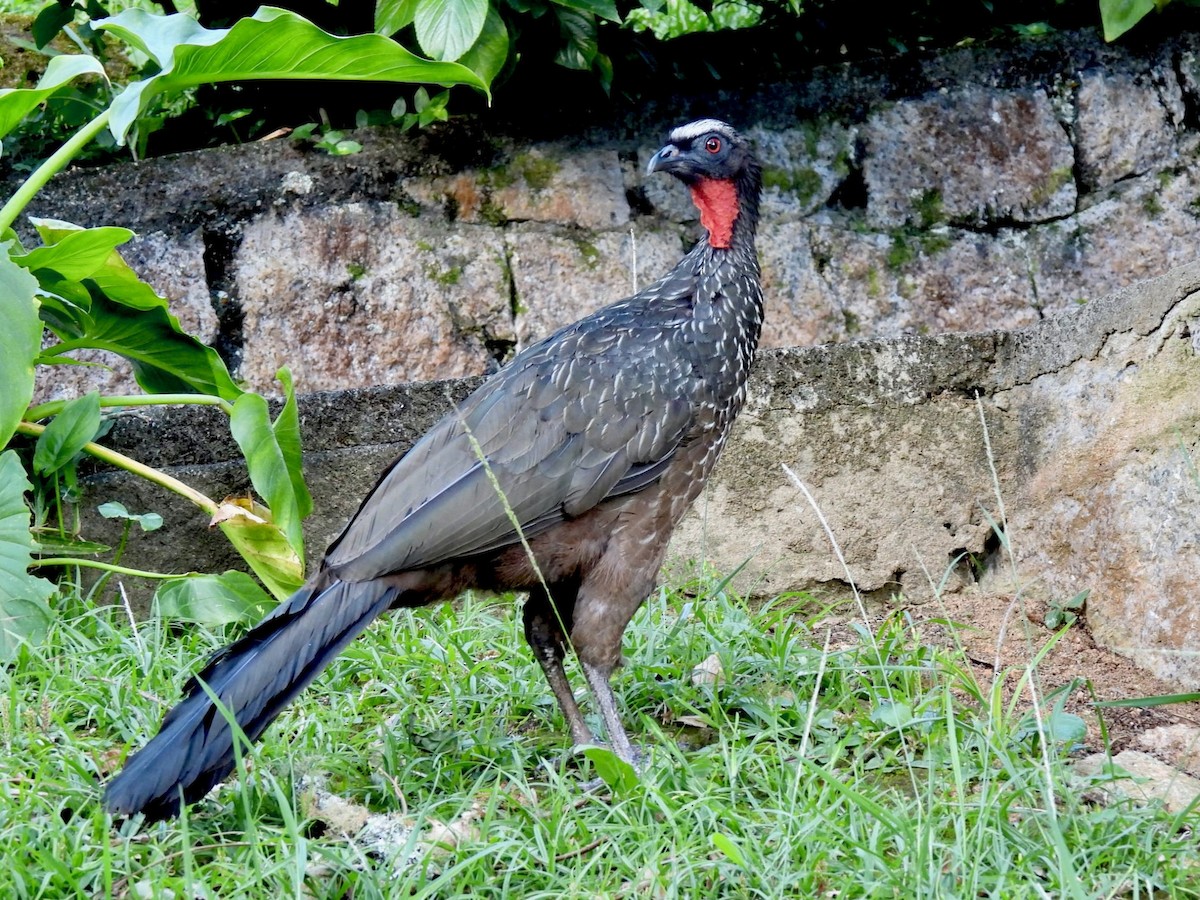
xmin=105 ymin=119 xmax=764 ymax=821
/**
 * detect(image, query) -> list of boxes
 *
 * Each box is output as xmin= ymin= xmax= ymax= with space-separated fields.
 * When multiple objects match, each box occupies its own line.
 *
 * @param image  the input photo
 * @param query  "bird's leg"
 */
xmin=580 ymin=659 xmax=642 ymax=768
xmin=523 ymin=599 xmax=594 ymax=747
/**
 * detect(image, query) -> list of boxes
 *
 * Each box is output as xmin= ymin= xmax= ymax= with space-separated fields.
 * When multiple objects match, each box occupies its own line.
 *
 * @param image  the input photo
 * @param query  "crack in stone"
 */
xmin=500 ymin=232 xmax=521 ymax=341
xmin=202 ymin=226 xmax=244 ymax=377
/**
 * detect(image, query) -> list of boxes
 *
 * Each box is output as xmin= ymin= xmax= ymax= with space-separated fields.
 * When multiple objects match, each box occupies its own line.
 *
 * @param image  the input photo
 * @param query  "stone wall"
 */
xmin=24 ymin=28 xmax=1200 ymax=401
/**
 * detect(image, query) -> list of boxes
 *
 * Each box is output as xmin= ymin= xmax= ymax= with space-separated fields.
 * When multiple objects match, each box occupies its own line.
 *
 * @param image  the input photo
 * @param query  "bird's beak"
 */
xmin=647 ymin=143 xmax=683 ymax=176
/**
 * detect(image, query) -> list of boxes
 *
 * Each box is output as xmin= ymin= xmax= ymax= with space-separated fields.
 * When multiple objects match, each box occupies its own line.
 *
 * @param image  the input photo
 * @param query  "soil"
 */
xmin=822 ymin=590 xmax=1200 ymax=771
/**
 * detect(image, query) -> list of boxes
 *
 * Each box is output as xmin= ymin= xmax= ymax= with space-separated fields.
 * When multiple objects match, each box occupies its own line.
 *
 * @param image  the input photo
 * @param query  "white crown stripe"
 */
xmin=667 ymin=119 xmax=735 ymax=144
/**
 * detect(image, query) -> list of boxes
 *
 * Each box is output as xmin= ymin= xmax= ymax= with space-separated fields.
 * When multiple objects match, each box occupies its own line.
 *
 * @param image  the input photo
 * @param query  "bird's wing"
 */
xmin=324 ymin=285 xmax=699 ymax=582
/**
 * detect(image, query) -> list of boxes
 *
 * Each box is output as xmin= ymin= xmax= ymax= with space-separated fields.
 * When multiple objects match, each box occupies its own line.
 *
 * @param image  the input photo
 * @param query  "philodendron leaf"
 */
xmin=33 ymin=0 xmax=76 ymax=48
xmin=0 ymin=247 xmax=41 ymax=449
xmin=414 ymin=0 xmax=488 ymax=62
xmin=30 ymin=219 xmax=163 ymax=310
xmin=549 ymin=0 xmax=620 ymax=24
xmin=95 ymin=7 xmax=489 ymax=145
xmin=48 ymin=293 xmax=243 ymax=401
xmin=229 ymin=369 xmax=312 ymax=561
xmin=155 ymin=570 xmax=275 ymax=626
xmin=33 ymin=391 xmax=101 ymax=475
xmin=0 ymin=54 xmax=107 ymax=140
xmin=376 ymin=0 xmax=420 ymax=35
xmin=14 ymin=225 xmax=135 ymax=281
xmin=212 ymin=498 xmax=304 ymax=600
xmin=0 ymin=451 xmax=55 ymax=661
xmin=1099 ymin=0 xmax=1156 ymax=41
xmin=27 ymin=220 xmax=243 ymax=401
xmin=554 ymin=7 xmax=598 ymax=70
xmin=458 ymin=7 xmax=509 ymax=86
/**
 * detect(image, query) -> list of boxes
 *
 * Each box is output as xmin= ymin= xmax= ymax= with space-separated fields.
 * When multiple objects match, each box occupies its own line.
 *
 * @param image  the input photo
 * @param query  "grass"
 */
xmin=1 ymin=573 xmax=1196 ymax=899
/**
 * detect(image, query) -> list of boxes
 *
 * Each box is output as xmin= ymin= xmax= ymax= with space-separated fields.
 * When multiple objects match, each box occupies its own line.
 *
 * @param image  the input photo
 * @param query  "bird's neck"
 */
xmin=689 ymin=167 xmax=762 ymax=253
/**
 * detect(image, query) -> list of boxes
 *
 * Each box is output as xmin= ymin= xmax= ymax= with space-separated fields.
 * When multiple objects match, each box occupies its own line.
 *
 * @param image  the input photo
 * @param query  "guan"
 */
xmin=105 ymin=119 xmax=765 ymax=821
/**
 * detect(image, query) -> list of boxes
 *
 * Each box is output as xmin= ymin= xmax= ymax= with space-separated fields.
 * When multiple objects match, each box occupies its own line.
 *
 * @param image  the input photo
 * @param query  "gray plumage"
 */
xmin=104 ymin=119 xmax=765 ymax=821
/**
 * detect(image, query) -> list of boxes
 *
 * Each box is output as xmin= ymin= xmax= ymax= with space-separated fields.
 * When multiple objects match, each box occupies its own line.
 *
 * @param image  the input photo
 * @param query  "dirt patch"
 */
xmin=821 ymin=590 xmax=1200 ymax=761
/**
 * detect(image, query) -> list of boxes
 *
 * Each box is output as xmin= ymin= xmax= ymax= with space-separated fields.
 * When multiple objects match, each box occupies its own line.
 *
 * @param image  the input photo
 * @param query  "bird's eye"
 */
xmin=705 ymin=136 xmax=722 ymax=154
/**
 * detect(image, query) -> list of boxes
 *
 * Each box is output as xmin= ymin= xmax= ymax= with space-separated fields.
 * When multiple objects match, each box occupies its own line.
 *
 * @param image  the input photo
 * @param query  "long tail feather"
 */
xmin=104 ymin=577 xmax=396 ymax=821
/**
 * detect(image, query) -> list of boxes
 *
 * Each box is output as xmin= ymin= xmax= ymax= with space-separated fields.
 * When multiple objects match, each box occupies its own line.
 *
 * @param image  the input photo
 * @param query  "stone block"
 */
xmin=757 ymin=218 xmax=1039 ymax=350
xmin=863 ymin=86 xmax=1076 ymax=228
xmin=984 ymin=266 xmax=1200 ymax=688
xmin=1029 ymin=168 xmax=1200 ymax=315
xmin=1075 ymin=67 xmax=1182 ymax=191
xmin=235 ymin=202 xmax=512 ymax=393
xmin=1072 ymin=751 xmax=1200 ymax=814
xmin=748 ymin=121 xmax=857 ymax=221
xmin=1136 ymin=724 xmax=1200 ymax=777
xmin=406 ymin=146 xmax=630 ymax=231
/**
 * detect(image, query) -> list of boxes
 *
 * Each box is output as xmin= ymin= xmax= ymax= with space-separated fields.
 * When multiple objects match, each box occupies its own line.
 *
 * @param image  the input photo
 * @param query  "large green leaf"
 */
xmin=414 ymin=0 xmax=488 ymax=62
xmin=550 ymin=0 xmax=620 ymax=24
xmin=33 ymin=391 xmax=101 ymax=475
xmin=0 ymin=54 xmax=107 ymax=140
xmin=0 ymin=451 xmax=54 ymax=661
xmin=33 ymin=0 xmax=77 ymax=49
xmin=32 ymin=219 xmax=185 ymax=312
xmin=229 ymin=368 xmax=312 ymax=559
xmin=376 ymin=0 xmax=420 ymax=35
xmin=35 ymin=284 xmax=94 ymax=340
xmin=458 ymin=6 xmax=509 ymax=86
xmin=95 ymin=7 xmax=489 ymax=144
xmin=555 ymin=7 xmax=598 ymax=70
xmin=46 ymin=292 xmax=242 ymax=401
xmin=213 ymin=498 xmax=305 ymax=600
xmin=155 ymin=570 xmax=275 ymax=626
xmin=1099 ymin=0 xmax=1157 ymax=40
xmin=581 ymin=746 xmax=641 ymax=795
xmin=0 ymin=248 xmax=42 ymax=450
xmin=14 ymin=225 xmax=136 ymax=281
xmin=26 ymin=221 xmax=238 ymax=399
xmin=270 ymin=369 xmax=312 ymax=521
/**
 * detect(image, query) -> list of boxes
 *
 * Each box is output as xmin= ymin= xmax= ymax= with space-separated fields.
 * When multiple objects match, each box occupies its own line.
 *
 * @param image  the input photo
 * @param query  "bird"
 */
xmin=104 ymin=118 xmax=765 ymax=822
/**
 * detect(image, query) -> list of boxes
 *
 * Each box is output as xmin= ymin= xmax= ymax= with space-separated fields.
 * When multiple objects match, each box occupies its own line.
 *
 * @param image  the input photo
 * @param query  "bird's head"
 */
xmin=647 ymin=119 xmax=762 ymax=250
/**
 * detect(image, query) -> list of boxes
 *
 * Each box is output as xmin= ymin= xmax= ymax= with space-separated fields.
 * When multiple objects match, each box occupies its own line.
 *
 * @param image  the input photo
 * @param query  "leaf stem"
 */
xmin=0 ymin=107 xmax=113 ymax=234
xmin=15 ymin=421 xmax=218 ymax=515
xmin=25 ymin=392 xmax=234 ymax=422
xmin=33 ymin=558 xmax=184 ymax=579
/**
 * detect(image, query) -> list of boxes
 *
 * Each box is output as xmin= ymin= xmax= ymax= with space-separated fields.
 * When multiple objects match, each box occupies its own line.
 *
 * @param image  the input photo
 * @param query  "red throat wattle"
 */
xmin=689 ymin=178 xmax=739 ymax=249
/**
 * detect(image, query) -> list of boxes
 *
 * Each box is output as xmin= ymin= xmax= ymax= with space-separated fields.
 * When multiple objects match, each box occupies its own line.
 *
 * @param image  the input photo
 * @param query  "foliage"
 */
xmin=1097 ymin=0 xmax=1200 ymax=40
xmin=1044 ymin=588 xmax=1089 ymax=629
xmin=0 ymin=450 xmax=55 ymax=658
xmin=626 ymin=0 xmax=763 ymax=40
xmin=374 ymin=0 xmax=619 ymax=80
xmin=0 ymin=4 xmax=490 ymax=659
xmin=3 ymin=0 xmax=1192 ymax=173
xmin=290 ymin=85 xmax=452 ymax=153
